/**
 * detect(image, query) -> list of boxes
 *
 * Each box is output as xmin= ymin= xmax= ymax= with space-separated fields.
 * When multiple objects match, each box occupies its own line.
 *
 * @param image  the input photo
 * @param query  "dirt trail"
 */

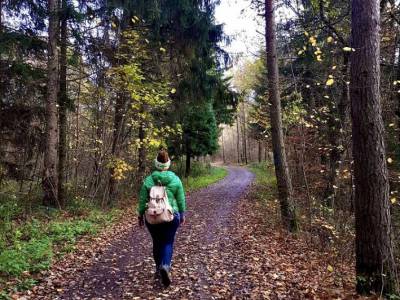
xmin=26 ymin=166 xmax=356 ymax=299
xmin=59 ymin=166 xmax=255 ymax=299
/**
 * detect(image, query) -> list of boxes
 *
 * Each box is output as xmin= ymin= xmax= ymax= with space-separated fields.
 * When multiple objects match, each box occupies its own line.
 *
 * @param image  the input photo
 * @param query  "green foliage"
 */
xmin=0 ymin=192 xmax=120 ymax=279
xmin=171 ymin=161 xmax=227 ymax=191
xmin=184 ymin=102 xmax=219 ymax=157
xmin=184 ymin=165 xmax=228 ymax=192
xmin=0 ymin=238 xmax=52 ymax=276
xmin=248 ymin=162 xmax=277 ymax=189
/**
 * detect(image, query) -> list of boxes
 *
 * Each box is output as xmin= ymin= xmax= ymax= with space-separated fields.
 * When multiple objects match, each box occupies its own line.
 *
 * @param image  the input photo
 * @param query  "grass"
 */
xmin=0 ymin=161 xmax=227 ymax=296
xmin=248 ymin=162 xmax=277 ymax=199
xmin=0 ymin=193 xmax=120 ymax=294
xmin=171 ymin=160 xmax=228 ymax=192
xmin=184 ymin=166 xmax=228 ymax=192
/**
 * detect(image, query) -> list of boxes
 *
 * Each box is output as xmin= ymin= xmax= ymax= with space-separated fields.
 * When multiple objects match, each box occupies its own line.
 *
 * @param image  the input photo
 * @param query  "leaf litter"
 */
xmin=15 ymin=167 xmax=365 ymax=299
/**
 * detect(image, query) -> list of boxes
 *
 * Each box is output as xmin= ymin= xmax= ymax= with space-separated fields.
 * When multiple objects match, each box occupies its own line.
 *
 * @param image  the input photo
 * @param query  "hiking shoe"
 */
xmin=154 ymin=269 xmax=161 ymax=280
xmin=159 ymin=266 xmax=171 ymax=287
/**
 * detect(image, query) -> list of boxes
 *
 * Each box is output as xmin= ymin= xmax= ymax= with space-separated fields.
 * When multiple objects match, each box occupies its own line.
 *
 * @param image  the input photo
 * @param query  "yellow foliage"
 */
xmin=309 ymin=36 xmax=317 ymax=46
xmin=326 ymin=77 xmax=334 ymax=86
xmin=343 ymin=47 xmax=355 ymax=52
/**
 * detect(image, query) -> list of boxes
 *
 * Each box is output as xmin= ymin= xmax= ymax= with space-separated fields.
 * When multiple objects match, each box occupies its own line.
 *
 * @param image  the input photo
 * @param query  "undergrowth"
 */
xmin=0 ymin=161 xmax=226 ymax=297
xmin=0 ymin=192 xmax=120 ymax=295
xmin=172 ymin=161 xmax=228 ymax=192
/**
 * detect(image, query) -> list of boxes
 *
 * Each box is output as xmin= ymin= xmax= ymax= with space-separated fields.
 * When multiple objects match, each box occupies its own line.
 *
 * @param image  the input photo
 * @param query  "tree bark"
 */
xmin=236 ymin=114 xmax=241 ymax=164
xmin=221 ymin=127 xmax=226 ymax=164
xmin=138 ymin=114 xmax=146 ymax=182
xmin=350 ymin=0 xmax=397 ymax=294
xmin=43 ymin=0 xmax=60 ymax=207
xmin=58 ymin=0 xmax=68 ymax=207
xmin=396 ymin=39 xmax=400 ymax=142
xmin=242 ymin=102 xmax=248 ymax=164
xmin=108 ymin=94 xmax=125 ymax=204
xmin=265 ymin=0 xmax=297 ymax=232
xmin=185 ymin=136 xmax=191 ymax=177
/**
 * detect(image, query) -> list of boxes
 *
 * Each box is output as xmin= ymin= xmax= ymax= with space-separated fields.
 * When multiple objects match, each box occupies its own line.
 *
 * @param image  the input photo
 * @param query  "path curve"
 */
xmin=59 ymin=166 xmax=254 ymax=299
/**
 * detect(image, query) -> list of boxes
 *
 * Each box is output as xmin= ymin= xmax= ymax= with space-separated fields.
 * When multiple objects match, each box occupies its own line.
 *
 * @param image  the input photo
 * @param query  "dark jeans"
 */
xmin=145 ymin=213 xmax=180 ymax=271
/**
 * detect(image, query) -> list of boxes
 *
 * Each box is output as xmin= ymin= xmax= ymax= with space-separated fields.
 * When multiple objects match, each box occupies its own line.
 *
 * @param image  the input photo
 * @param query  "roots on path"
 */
xmin=21 ymin=167 xmax=358 ymax=300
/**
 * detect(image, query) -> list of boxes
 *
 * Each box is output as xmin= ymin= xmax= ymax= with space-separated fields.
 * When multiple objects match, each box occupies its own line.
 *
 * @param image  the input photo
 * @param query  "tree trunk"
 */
xmin=138 ymin=117 xmax=146 ymax=182
xmin=74 ymin=60 xmax=82 ymax=191
xmin=258 ymin=140 xmax=262 ymax=163
xmin=58 ymin=0 xmax=68 ymax=207
xmin=185 ymin=139 xmax=191 ymax=177
xmin=43 ymin=0 xmax=60 ymax=207
xmin=350 ymin=0 xmax=397 ymax=294
xmin=396 ymin=39 xmax=400 ymax=142
xmin=221 ymin=128 xmax=226 ymax=164
xmin=265 ymin=0 xmax=297 ymax=232
xmin=236 ymin=114 xmax=241 ymax=164
xmin=242 ymin=103 xmax=248 ymax=164
xmin=108 ymin=94 xmax=125 ymax=204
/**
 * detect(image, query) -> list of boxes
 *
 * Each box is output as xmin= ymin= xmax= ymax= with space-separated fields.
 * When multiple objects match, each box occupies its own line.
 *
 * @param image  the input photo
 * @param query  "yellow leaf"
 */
xmin=304 ymin=31 xmax=309 ymax=37
xmin=343 ymin=47 xmax=352 ymax=52
xmin=327 ymin=265 xmax=334 ymax=272
xmin=298 ymin=50 xmax=304 ymax=55
xmin=326 ymin=78 xmax=334 ymax=86
xmin=391 ymin=198 xmax=397 ymax=204
xmin=327 ymin=36 xmax=333 ymax=43
xmin=324 ymin=95 xmax=330 ymax=99
xmin=389 ymin=123 xmax=395 ymax=127
xmin=111 ymin=22 xmax=117 ymax=29
xmin=316 ymin=55 xmax=322 ymax=61
xmin=387 ymin=157 xmax=394 ymax=164
xmin=314 ymin=50 xmax=322 ymax=55
xmin=332 ymin=65 xmax=337 ymax=70
xmin=160 ymin=47 xmax=166 ymax=53
xmin=170 ymin=88 xmax=176 ymax=94
xmin=309 ymin=36 xmax=317 ymax=46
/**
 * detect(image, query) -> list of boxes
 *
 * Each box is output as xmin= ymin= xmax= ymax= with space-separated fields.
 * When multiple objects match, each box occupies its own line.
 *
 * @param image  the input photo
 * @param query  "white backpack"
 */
xmin=145 ymin=185 xmax=174 ymax=224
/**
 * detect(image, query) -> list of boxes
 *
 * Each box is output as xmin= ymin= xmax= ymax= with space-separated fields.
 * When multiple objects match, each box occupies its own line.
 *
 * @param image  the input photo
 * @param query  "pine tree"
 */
xmin=350 ymin=0 xmax=397 ymax=294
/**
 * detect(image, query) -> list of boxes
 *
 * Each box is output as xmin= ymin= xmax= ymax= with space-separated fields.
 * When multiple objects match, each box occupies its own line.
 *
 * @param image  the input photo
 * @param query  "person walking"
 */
xmin=137 ymin=149 xmax=186 ymax=287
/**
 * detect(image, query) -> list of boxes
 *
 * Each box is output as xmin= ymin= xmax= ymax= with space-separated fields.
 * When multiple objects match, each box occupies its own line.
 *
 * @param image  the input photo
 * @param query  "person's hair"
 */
xmin=157 ymin=149 xmax=169 ymax=163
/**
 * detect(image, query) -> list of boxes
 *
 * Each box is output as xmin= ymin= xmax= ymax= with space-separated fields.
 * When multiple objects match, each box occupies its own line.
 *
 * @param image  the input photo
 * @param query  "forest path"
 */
xmin=27 ymin=166 xmax=355 ymax=299
xmin=59 ymin=166 xmax=256 ymax=299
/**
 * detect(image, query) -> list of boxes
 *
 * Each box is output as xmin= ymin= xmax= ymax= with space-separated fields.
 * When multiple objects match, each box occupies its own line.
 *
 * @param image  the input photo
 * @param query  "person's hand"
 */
xmin=138 ymin=215 xmax=144 ymax=227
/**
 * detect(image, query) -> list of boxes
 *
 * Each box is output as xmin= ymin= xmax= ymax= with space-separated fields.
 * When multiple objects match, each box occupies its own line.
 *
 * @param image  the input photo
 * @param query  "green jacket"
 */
xmin=138 ymin=170 xmax=186 ymax=216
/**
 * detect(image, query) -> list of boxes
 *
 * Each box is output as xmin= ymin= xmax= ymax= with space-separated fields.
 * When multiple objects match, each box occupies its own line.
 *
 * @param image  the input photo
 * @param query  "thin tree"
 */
xmin=350 ymin=0 xmax=398 ymax=294
xmin=58 ymin=0 xmax=68 ymax=207
xmin=43 ymin=0 xmax=60 ymax=207
xmin=265 ymin=0 xmax=297 ymax=231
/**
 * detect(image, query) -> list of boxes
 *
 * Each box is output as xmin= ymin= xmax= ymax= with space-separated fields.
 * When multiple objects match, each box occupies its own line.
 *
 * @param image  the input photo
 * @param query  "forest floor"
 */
xmin=15 ymin=166 xmax=361 ymax=300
